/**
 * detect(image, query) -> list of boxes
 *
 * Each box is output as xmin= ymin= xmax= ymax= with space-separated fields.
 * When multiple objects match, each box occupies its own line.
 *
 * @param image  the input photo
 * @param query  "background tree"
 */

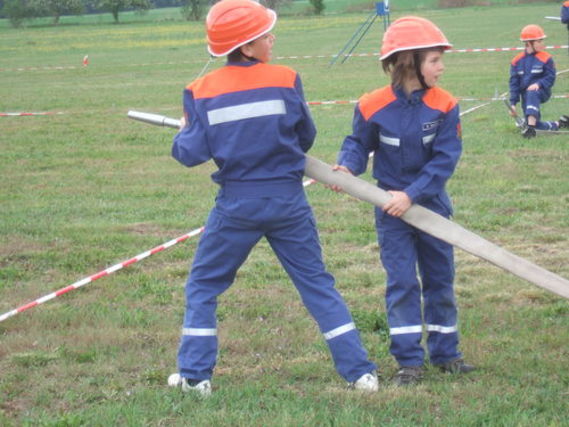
xmin=33 ymin=0 xmax=83 ymax=25
xmin=309 ymin=0 xmax=324 ymax=15
xmin=2 ymin=0 xmax=35 ymax=27
xmin=96 ymin=0 xmax=151 ymax=23
xmin=261 ymin=0 xmax=292 ymax=12
xmin=180 ymin=0 xmax=206 ymax=21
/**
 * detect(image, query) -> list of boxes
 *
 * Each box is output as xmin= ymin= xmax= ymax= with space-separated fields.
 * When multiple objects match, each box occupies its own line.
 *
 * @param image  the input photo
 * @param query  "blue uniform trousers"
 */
xmin=375 ymin=207 xmax=461 ymax=367
xmin=178 ymin=185 xmax=376 ymax=382
xmin=522 ymin=89 xmax=559 ymax=131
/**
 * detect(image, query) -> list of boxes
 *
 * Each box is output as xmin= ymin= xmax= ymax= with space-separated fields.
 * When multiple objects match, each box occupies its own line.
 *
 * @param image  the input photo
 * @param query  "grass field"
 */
xmin=1 ymin=2 xmax=568 ymax=426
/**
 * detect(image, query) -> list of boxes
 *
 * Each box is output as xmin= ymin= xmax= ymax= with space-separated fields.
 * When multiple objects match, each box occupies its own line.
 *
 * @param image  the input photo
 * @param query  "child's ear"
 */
xmin=240 ymin=43 xmax=254 ymax=58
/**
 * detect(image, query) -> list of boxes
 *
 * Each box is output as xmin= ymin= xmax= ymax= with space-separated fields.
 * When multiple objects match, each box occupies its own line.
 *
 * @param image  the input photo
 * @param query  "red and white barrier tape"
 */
xmin=0 ymin=227 xmax=205 ymax=322
xmin=4 ymin=94 xmax=569 ymax=118
xmin=307 ymin=100 xmax=357 ymax=106
xmin=0 ymin=112 xmax=64 ymax=117
xmin=275 ymin=45 xmax=569 ymax=60
xmin=3 ymin=45 xmax=567 ymax=73
xmin=448 ymin=45 xmax=568 ymax=53
xmin=0 ymin=66 xmax=79 ymax=72
xmin=309 ymin=94 xmax=569 ymax=105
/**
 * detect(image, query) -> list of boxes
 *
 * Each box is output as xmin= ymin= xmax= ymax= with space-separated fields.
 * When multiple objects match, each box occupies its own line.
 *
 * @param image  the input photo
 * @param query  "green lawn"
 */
xmin=1 ymin=3 xmax=568 ymax=426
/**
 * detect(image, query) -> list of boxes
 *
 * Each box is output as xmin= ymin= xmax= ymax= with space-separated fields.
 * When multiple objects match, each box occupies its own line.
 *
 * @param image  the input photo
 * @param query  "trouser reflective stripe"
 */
xmin=323 ymin=322 xmax=355 ymax=340
xmin=182 ymin=328 xmax=217 ymax=336
xmin=426 ymin=324 xmax=457 ymax=334
xmin=390 ymin=325 xmax=422 ymax=335
xmin=526 ymin=104 xmax=540 ymax=113
xmin=389 ymin=325 xmax=459 ymax=335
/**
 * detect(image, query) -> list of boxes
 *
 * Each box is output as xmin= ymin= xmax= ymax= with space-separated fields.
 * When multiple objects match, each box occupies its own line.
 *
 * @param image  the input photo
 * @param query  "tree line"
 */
xmin=1 ymin=0 xmax=325 ymax=27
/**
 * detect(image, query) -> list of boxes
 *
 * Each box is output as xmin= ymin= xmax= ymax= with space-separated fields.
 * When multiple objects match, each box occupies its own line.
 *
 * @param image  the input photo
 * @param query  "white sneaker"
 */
xmin=351 ymin=371 xmax=379 ymax=392
xmin=182 ymin=378 xmax=212 ymax=397
xmin=167 ymin=373 xmax=212 ymax=397
xmin=167 ymin=373 xmax=183 ymax=387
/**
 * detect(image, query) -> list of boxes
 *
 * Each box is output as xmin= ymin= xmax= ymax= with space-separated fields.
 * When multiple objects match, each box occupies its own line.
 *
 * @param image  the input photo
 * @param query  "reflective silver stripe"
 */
xmin=182 ymin=328 xmax=217 ymax=336
xmin=426 ymin=324 xmax=457 ymax=334
xmin=380 ymin=134 xmax=400 ymax=147
xmin=527 ymin=105 xmax=540 ymax=112
xmin=390 ymin=325 xmax=422 ymax=335
xmin=323 ymin=322 xmax=355 ymax=340
xmin=207 ymin=100 xmax=286 ymax=125
xmin=422 ymin=134 xmax=435 ymax=145
xmin=531 ymin=69 xmax=543 ymax=74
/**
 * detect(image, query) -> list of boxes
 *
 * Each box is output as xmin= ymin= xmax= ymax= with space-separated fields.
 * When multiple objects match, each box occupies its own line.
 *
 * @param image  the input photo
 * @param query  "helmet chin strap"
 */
xmin=413 ymin=52 xmax=428 ymax=89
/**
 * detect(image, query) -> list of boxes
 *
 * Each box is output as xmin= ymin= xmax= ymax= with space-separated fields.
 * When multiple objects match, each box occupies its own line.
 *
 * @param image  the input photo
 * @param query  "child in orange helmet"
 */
xmin=332 ymin=16 xmax=474 ymax=386
xmin=168 ymin=0 xmax=378 ymax=396
xmin=509 ymin=24 xmax=569 ymax=138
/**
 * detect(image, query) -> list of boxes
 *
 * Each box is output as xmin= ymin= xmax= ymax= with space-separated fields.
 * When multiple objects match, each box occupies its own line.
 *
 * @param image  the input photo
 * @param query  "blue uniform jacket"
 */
xmin=338 ymin=85 xmax=462 ymax=212
xmin=509 ymin=51 xmax=556 ymax=106
xmin=172 ymin=61 xmax=316 ymax=190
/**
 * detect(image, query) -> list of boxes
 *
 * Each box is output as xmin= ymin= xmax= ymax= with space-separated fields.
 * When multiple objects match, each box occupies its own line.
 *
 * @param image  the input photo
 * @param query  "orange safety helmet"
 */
xmin=380 ymin=16 xmax=452 ymax=61
xmin=206 ymin=0 xmax=277 ymax=57
xmin=519 ymin=24 xmax=546 ymax=42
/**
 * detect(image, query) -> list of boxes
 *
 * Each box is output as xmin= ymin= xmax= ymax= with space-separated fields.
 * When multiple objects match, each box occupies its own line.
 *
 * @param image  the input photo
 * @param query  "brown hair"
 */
xmin=381 ymin=47 xmax=444 ymax=89
xmin=227 ymin=49 xmax=245 ymax=62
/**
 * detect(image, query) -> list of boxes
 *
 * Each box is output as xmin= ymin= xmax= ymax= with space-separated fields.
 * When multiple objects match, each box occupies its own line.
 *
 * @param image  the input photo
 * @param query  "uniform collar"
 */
xmin=393 ymin=86 xmax=426 ymax=105
xmin=226 ymin=59 xmax=261 ymax=67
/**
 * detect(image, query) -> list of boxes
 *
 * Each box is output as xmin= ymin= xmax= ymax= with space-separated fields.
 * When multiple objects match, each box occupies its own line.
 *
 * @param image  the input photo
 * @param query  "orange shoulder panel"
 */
xmin=535 ymin=51 xmax=552 ymax=63
xmin=187 ymin=63 xmax=297 ymax=99
xmin=358 ymin=86 xmax=396 ymax=121
xmin=423 ymin=87 xmax=457 ymax=114
xmin=511 ymin=52 xmax=525 ymax=66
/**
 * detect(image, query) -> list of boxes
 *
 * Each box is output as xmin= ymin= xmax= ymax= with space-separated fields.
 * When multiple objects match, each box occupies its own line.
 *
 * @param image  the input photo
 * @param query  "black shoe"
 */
xmin=437 ymin=358 xmax=476 ymax=374
xmin=393 ymin=366 xmax=424 ymax=386
xmin=522 ymin=126 xmax=536 ymax=139
xmin=559 ymin=115 xmax=569 ymax=129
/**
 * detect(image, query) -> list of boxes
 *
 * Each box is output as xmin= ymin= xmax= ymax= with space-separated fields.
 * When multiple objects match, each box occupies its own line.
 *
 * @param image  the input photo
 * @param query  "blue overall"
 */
xmin=509 ymin=50 xmax=558 ymax=131
xmin=172 ymin=60 xmax=376 ymax=382
xmin=338 ymin=85 xmax=463 ymax=367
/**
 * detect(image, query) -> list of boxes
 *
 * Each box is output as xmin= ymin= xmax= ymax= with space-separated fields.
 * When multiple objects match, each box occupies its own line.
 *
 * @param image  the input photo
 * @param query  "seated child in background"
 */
xmin=508 ymin=24 xmax=568 ymax=138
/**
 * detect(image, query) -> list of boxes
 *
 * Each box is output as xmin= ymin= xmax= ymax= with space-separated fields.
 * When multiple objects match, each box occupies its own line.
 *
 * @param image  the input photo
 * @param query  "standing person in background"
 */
xmin=508 ymin=24 xmax=569 ymax=138
xmin=332 ymin=16 xmax=474 ymax=386
xmin=168 ymin=0 xmax=378 ymax=397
